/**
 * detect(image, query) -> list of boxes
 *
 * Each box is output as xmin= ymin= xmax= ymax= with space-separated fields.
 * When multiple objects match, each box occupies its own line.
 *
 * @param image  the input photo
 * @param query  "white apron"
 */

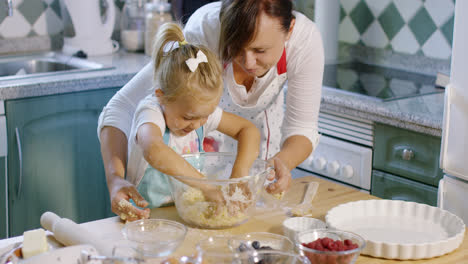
xmin=209 ymin=50 xmax=288 ymax=160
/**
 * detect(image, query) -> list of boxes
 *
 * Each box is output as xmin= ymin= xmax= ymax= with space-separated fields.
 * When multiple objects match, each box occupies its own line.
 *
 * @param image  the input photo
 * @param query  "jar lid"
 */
xmin=145 ymin=2 xmax=171 ymax=12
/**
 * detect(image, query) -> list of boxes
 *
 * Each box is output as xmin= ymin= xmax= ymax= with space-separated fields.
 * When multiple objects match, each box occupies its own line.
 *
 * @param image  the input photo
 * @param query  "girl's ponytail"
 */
xmin=152 ymin=22 xmax=185 ymax=72
xmin=150 ymin=22 xmax=223 ymax=104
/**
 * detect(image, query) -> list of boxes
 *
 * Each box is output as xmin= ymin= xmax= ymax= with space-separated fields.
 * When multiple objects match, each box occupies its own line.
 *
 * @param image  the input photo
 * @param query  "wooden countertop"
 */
xmin=79 ymin=175 xmax=468 ymax=264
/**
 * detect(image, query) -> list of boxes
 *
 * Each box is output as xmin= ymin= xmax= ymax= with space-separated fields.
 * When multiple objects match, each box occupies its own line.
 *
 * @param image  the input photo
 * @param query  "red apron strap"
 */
xmin=277 ymin=48 xmax=287 ymax=75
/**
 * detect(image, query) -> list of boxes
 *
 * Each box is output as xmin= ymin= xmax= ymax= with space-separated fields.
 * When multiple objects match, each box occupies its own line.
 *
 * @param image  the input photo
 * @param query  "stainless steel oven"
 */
xmin=297 ymin=110 xmax=374 ymax=192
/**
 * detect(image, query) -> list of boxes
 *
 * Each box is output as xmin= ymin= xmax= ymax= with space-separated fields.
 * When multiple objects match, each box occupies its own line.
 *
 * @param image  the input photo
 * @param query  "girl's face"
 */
xmin=233 ymin=12 xmax=295 ymax=78
xmin=159 ymin=93 xmax=218 ymax=137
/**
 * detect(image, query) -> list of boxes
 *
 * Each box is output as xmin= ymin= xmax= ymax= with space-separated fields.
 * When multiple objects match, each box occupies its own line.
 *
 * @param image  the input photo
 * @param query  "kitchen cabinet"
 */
xmin=5 ymin=88 xmax=118 ymax=237
xmin=372 ymin=123 xmax=443 ymax=206
xmin=371 ymin=170 xmax=438 ymax=206
xmin=0 ymin=157 xmax=6 ymax=238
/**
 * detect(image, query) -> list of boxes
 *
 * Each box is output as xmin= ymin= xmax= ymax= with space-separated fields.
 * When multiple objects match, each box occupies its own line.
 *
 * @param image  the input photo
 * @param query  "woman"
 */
xmin=98 ymin=0 xmax=324 ymax=221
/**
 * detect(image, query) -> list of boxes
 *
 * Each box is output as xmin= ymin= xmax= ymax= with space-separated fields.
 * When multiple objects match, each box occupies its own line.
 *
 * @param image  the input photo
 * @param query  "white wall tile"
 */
xmin=362 ymin=21 xmax=388 ymax=48
xmin=391 ymin=25 xmax=419 ymax=54
xmin=0 ymin=13 xmax=31 ymax=38
xmin=393 ymin=0 xmax=423 ymax=21
xmin=33 ymin=8 xmax=63 ymax=36
xmin=340 ymin=0 xmax=360 ymax=14
xmin=339 ymin=17 xmax=360 ymax=44
xmin=424 ymin=0 xmax=454 ymax=26
xmin=422 ymin=30 xmax=452 ymax=59
xmin=365 ymin=0 xmax=391 ymax=17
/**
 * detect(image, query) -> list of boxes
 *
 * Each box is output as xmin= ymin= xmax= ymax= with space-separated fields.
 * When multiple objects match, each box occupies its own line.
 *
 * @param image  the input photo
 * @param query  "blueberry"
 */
xmin=238 ymin=243 xmax=248 ymax=252
xmin=252 ymin=241 xmax=260 ymax=249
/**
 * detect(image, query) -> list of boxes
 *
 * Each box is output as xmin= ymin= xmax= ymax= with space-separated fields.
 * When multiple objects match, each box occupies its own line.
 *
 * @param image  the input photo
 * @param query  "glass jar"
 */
xmin=145 ymin=0 xmax=173 ymax=56
xmin=120 ymin=0 xmax=146 ymax=52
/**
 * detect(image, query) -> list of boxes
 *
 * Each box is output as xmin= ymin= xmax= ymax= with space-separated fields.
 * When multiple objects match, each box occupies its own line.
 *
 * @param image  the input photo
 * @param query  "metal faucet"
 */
xmin=6 ymin=0 xmax=13 ymax=16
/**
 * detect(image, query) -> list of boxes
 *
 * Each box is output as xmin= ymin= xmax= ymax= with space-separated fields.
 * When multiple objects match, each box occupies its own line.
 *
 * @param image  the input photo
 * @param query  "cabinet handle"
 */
xmin=402 ymin=148 xmax=414 ymax=161
xmin=15 ymin=127 xmax=23 ymax=200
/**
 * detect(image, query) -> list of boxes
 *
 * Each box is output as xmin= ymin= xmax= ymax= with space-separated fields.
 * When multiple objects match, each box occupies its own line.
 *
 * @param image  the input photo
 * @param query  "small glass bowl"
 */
xmin=282 ymin=217 xmax=327 ymax=242
xmin=121 ymin=219 xmax=187 ymax=257
xmin=296 ymin=229 xmax=366 ymax=264
xmin=229 ymin=232 xmax=295 ymax=253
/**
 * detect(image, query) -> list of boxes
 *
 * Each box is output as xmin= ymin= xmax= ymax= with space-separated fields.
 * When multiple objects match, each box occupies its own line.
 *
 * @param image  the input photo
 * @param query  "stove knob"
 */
xmin=326 ymin=161 xmax=340 ymax=176
xmin=313 ymin=157 xmax=327 ymax=170
xmin=340 ymin=164 xmax=354 ymax=179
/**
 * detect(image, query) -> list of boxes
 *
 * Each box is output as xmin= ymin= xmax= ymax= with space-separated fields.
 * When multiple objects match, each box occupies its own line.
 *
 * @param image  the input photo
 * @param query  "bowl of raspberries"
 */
xmin=296 ymin=229 xmax=366 ymax=264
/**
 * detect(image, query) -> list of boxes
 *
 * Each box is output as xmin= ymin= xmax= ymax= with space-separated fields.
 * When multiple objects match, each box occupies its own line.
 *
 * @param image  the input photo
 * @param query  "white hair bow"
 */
xmin=185 ymin=50 xmax=208 ymax=72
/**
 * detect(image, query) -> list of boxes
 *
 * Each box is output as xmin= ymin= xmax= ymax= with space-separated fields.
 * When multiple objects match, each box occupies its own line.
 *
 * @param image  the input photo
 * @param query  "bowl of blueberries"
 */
xmin=230 ymin=232 xmax=295 ymax=253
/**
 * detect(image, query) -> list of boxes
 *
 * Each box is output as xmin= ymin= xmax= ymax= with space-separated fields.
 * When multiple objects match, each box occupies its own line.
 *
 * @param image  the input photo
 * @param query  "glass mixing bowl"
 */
xmin=121 ymin=219 xmax=187 ymax=257
xmin=168 ymin=152 xmax=272 ymax=229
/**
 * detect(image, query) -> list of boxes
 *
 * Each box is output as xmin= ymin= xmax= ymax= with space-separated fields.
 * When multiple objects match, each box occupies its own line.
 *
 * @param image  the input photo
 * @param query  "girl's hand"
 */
xmin=109 ymin=177 xmax=150 ymax=221
xmin=199 ymin=184 xmax=226 ymax=218
xmin=265 ymin=157 xmax=292 ymax=194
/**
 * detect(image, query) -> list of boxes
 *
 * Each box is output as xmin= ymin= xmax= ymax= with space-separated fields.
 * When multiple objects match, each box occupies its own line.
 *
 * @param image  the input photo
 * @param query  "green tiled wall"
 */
xmin=0 ymin=0 xmax=123 ymax=39
xmin=296 ymin=0 xmax=454 ymax=60
xmin=0 ymin=0 xmax=456 ymax=60
xmin=339 ymin=0 xmax=454 ymax=60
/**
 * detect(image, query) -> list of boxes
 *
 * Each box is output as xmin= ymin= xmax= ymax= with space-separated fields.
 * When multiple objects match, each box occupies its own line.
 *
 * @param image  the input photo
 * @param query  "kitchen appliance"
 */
xmin=60 ymin=0 xmax=118 ymax=56
xmin=438 ymin=0 xmax=468 ymax=225
xmin=323 ymin=61 xmax=444 ymax=101
xmin=297 ymin=110 xmax=373 ymax=192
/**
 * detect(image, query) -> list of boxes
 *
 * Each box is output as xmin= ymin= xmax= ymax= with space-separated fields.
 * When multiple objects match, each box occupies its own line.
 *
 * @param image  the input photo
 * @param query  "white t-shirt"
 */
xmin=126 ymin=94 xmax=223 ymax=185
xmin=97 ymin=2 xmax=323 ymax=157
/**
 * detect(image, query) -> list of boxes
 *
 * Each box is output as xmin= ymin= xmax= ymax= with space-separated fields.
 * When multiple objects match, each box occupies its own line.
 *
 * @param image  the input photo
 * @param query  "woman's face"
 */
xmin=159 ymin=94 xmax=218 ymax=137
xmin=233 ymin=12 xmax=294 ymax=78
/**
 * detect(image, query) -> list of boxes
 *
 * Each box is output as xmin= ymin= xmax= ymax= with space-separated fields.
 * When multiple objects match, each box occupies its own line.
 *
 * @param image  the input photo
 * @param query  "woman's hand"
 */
xmin=109 ymin=177 xmax=150 ymax=221
xmin=265 ymin=157 xmax=292 ymax=194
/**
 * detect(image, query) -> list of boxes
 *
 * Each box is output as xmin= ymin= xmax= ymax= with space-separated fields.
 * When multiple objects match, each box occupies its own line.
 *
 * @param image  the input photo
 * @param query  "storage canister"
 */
xmin=121 ymin=0 xmax=146 ymax=52
xmin=145 ymin=0 xmax=173 ymax=56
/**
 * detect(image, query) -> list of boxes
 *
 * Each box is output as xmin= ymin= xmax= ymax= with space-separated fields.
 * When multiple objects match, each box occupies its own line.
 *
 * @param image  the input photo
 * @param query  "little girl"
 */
xmin=124 ymin=22 xmax=261 ymax=212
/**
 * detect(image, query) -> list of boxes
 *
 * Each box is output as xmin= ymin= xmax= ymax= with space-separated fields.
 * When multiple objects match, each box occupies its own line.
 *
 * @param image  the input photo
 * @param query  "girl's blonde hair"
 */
xmin=152 ymin=22 xmax=223 ymax=103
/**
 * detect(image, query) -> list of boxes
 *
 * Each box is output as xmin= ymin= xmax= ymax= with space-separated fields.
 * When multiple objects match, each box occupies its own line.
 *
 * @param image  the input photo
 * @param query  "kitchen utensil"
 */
xmin=296 ymin=229 xmax=366 ymax=264
xmin=60 ymin=0 xmax=118 ymax=56
xmin=190 ymin=236 xmax=310 ymax=264
xmin=290 ymin=182 xmax=319 ymax=216
xmin=121 ymin=219 xmax=187 ymax=257
xmin=40 ymin=211 xmax=114 ymax=256
xmin=229 ymin=232 xmax=295 ymax=253
xmin=168 ymin=152 xmax=272 ymax=229
xmin=282 ymin=217 xmax=327 ymax=242
xmin=20 ymin=245 xmax=101 ymax=264
xmin=326 ymin=199 xmax=466 ymax=260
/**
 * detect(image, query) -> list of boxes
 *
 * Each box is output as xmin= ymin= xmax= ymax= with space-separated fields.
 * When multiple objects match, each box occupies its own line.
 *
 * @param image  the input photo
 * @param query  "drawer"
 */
xmin=371 ymin=170 xmax=438 ymax=206
xmin=373 ymin=123 xmax=443 ymax=186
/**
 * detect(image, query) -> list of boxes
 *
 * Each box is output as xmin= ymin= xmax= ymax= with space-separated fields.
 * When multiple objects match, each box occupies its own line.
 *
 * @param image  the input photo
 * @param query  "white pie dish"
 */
xmin=325 ymin=199 xmax=465 ymax=260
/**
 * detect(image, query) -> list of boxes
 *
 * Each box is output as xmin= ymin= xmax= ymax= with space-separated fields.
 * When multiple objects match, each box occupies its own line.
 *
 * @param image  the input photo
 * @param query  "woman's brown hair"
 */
xmin=219 ymin=0 xmax=294 ymax=63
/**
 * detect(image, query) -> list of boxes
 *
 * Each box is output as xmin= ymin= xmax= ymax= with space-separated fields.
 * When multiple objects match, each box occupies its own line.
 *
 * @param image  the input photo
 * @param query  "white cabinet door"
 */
xmin=438 ymin=175 xmax=468 ymax=225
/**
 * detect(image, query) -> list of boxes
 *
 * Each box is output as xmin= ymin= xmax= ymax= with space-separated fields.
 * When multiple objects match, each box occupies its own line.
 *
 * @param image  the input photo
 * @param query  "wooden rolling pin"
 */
xmin=40 ymin=211 xmax=113 ymax=256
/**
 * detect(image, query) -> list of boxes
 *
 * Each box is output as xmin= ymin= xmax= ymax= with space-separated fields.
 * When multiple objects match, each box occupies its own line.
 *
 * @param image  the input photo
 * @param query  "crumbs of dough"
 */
xmin=177 ymin=188 xmax=248 ymax=228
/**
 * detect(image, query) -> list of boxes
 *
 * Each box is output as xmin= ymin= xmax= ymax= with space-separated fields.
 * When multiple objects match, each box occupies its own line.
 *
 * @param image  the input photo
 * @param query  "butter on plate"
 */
xmin=22 ymin=228 xmax=49 ymax=259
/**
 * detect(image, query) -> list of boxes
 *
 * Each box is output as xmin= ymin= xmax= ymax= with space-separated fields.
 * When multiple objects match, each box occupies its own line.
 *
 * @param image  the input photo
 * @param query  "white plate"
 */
xmin=325 ymin=200 xmax=466 ymax=260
